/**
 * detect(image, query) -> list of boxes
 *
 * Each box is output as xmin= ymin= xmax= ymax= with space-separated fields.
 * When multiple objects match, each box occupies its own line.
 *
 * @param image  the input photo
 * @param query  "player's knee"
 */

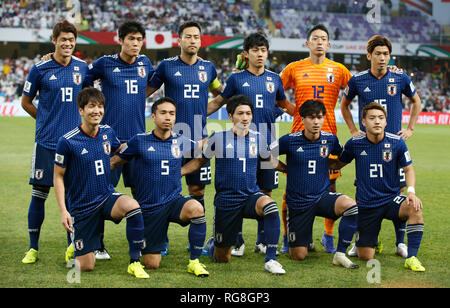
xmin=407 ymin=208 xmax=423 ymax=224
xmin=77 ymin=259 xmax=95 ymax=272
xmin=121 ymin=196 xmax=140 ymax=212
xmin=290 ymin=248 xmax=307 ymax=261
xmin=190 ymin=201 xmax=204 ymax=217
xmin=357 ymin=247 xmax=375 ymax=261
xmin=143 ymin=254 xmax=161 ymax=269
xmin=188 ymin=185 xmax=205 ymax=197
xmin=215 ymin=254 xmax=231 ymax=263
xmin=182 ymin=200 xmax=204 ymax=221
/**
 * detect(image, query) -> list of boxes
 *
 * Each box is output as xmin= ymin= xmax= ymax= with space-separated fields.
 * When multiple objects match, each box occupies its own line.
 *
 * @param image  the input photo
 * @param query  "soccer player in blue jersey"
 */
xmin=271 ymin=100 xmax=359 ymax=268
xmin=84 ymin=21 xmax=154 ymax=259
xmin=147 ymin=21 xmax=222 ymax=254
xmin=340 ymin=35 xmax=422 ymax=258
xmin=53 ymin=87 xmax=148 ymax=278
xmin=148 ymin=21 xmax=221 ymax=207
xmin=331 ymin=103 xmax=425 ymax=271
xmin=110 ymin=97 xmax=209 ymax=277
xmin=207 ymin=33 xmax=295 ymax=256
xmin=182 ymin=95 xmax=286 ymax=275
xmin=20 ymin=20 xmax=89 ymax=264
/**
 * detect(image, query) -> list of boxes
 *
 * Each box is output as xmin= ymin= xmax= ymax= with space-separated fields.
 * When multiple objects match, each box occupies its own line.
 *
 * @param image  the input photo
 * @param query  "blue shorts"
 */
xmin=72 ymin=192 xmax=123 ymax=257
xmin=356 ymin=195 xmax=407 ymax=247
xmin=110 ymin=158 xmax=136 ymax=188
xmin=287 ymin=192 xmax=342 ymax=247
xmin=29 ymin=142 xmax=55 ymax=187
xmin=257 ymin=163 xmax=278 ymax=191
xmin=141 ymin=195 xmax=192 ymax=254
xmin=213 ymin=192 xmax=265 ymax=248
xmin=183 ymin=157 xmax=211 ymax=186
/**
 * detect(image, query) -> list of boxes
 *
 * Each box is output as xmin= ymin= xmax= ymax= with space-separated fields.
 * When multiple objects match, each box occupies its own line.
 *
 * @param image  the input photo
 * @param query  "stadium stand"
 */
xmin=269 ymin=0 xmax=443 ymax=42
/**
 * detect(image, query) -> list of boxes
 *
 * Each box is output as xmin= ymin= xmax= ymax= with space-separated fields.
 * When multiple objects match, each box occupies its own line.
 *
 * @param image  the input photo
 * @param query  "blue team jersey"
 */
xmin=221 ymin=69 xmax=286 ymax=144
xmin=118 ymin=131 xmax=198 ymax=211
xmin=344 ymin=70 xmax=416 ymax=134
xmin=339 ymin=132 xmax=412 ymax=208
xmin=149 ymin=56 xmax=218 ymax=140
xmin=85 ymin=54 xmax=155 ymax=142
xmin=274 ymin=131 xmax=343 ymax=209
xmin=54 ymin=125 xmax=120 ymax=218
xmin=204 ymin=129 xmax=269 ymax=210
xmin=23 ymin=55 xmax=89 ymax=150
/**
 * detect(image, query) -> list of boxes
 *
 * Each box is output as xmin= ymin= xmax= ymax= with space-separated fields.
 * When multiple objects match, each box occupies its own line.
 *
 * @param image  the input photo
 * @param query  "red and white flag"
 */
xmin=145 ymin=31 xmax=173 ymax=49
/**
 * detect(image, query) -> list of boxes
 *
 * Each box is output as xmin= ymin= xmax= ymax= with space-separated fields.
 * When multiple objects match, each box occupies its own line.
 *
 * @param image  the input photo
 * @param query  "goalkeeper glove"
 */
xmin=235 ymin=52 xmax=249 ymax=70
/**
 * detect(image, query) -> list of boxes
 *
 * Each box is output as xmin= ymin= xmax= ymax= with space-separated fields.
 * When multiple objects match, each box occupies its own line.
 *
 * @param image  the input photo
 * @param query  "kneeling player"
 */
xmin=54 ymin=88 xmax=148 ymax=278
xmin=271 ymin=100 xmax=358 ymax=268
xmin=331 ymin=102 xmax=425 ymax=271
xmin=183 ymin=95 xmax=286 ymax=275
xmin=111 ymin=97 xmax=209 ymax=277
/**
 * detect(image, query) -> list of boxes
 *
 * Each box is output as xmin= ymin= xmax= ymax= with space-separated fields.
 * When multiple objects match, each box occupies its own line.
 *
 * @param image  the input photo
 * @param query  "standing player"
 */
xmin=84 ymin=21 xmax=154 ymax=259
xmin=332 ymin=103 xmax=425 ymax=271
xmin=110 ymin=98 xmax=209 ymax=277
xmin=182 ymin=95 xmax=286 ymax=275
xmin=54 ymin=87 xmax=148 ymax=278
xmin=340 ymin=35 xmax=422 ymax=257
xmin=279 ymin=24 xmax=352 ymax=253
xmin=206 ymin=33 xmax=295 ymax=256
xmin=21 ymin=20 xmax=89 ymax=264
xmin=271 ymin=100 xmax=359 ymax=268
xmin=147 ymin=21 xmax=222 ymax=254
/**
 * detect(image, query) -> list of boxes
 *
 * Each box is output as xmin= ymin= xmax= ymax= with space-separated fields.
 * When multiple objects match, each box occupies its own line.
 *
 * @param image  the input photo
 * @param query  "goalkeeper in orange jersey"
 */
xmin=279 ymin=24 xmax=352 ymax=253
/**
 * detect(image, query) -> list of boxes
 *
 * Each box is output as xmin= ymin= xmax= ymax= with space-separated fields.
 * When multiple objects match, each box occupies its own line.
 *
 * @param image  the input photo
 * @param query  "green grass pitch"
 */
xmin=0 ymin=117 xmax=449 ymax=288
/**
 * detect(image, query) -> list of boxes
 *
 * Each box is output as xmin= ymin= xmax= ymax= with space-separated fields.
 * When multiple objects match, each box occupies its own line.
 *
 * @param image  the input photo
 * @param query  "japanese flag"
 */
xmin=146 ymin=31 xmax=173 ymax=49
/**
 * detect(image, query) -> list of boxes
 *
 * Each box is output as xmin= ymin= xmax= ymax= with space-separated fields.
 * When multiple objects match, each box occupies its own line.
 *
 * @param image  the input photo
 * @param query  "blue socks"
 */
xmin=406 ymin=223 xmax=424 ymax=257
xmin=125 ymin=208 xmax=145 ymax=263
xmin=189 ymin=216 xmax=207 ymax=260
xmin=27 ymin=188 xmax=48 ymax=250
xmin=337 ymin=205 xmax=358 ymax=253
xmin=262 ymin=202 xmax=280 ymax=262
xmin=394 ymin=220 xmax=407 ymax=246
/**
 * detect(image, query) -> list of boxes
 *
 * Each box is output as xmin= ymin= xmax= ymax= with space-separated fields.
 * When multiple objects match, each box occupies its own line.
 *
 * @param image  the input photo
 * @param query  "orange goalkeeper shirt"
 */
xmin=280 ymin=57 xmax=352 ymax=135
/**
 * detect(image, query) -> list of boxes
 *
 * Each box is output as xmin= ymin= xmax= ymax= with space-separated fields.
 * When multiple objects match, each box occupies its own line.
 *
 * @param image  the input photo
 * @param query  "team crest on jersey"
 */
xmin=171 ymin=145 xmax=181 ymax=158
xmin=75 ymin=239 xmax=84 ymax=251
xmin=320 ymin=145 xmax=329 ymax=158
xmin=249 ymin=143 xmax=258 ymax=157
xmin=198 ymin=71 xmax=208 ymax=83
xmin=387 ymin=84 xmax=397 ymax=96
xmin=35 ymin=169 xmax=44 ymax=180
xmin=382 ymin=149 xmax=393 ymax=162
xmin=103 ymin=141 xmax=111 ymax=155
xmin=266 ymin=81 xmax=275 ymax=93
xmin=138 ymin=66 xmax=146 ymax=78
xmin=326 ymin=72 xmax=335 ymax=84
xmin=73 ymin=72 xmax=82 ymax=85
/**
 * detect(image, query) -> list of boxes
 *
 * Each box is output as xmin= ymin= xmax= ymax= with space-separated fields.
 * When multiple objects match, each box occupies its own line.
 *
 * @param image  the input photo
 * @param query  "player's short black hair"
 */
xmin=306 ymin=24 xmax=329 ymax=41
xmin=178 ymin=21 xmax=202 ymax=37
xmin=243 ymin=33 xmax=269 ymax=51
xmin=77 ymin=87 xmax=105 ymax=109
xmin=118 ymin=21 xmax=146 ymax=40
xmin=226 ymin=94 xmax=254 ymax=116
xmin=152 ymin=97 xmax=176 ymax=114
xmin=299 ymin=100 xmax=326 ymax=117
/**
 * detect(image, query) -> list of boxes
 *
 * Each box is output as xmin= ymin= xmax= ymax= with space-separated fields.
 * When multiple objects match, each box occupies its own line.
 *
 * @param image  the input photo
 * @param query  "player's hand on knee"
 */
xmin=406 ymin=193 xmax=422 ymax=212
